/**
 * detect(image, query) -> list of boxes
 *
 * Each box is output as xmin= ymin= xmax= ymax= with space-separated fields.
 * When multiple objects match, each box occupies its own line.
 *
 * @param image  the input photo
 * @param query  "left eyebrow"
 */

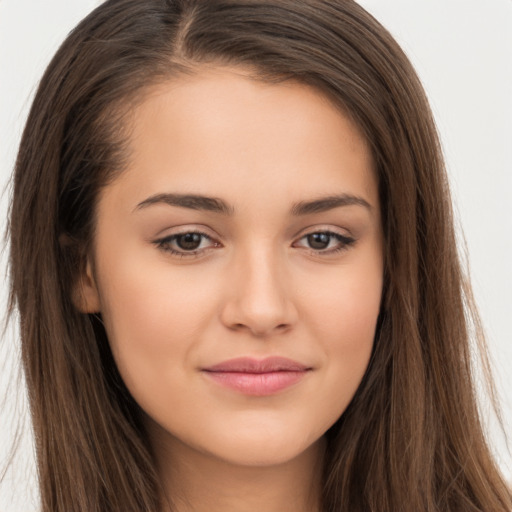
xmin=290 ymin=194 xmax=372 ymax=215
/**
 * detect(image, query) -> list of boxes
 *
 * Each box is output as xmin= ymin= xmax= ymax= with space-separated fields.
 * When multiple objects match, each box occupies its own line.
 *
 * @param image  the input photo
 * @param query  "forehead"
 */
xmin=99 ymin=66 xmax=377 ymax=217
xmin=130 ymin=66 xmax=370 ymax=159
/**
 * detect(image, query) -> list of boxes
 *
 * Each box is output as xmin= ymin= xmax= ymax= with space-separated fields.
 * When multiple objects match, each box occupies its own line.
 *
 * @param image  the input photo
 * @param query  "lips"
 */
xmin=201 ymin=357 xmax=312 ymax=396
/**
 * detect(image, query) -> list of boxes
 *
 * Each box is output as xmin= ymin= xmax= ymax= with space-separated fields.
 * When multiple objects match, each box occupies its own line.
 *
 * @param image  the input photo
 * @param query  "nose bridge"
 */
xmin=221 ymin=241 xmax=297 ymax=336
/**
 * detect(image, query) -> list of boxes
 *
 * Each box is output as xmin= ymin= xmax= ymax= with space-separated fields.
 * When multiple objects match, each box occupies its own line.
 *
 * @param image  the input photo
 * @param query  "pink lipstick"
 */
xmin=201 ymin=357 xmax=311 ymax=396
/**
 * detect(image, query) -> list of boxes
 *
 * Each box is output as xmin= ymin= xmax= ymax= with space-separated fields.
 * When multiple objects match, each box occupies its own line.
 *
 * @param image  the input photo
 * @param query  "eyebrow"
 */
xmin=135 ymin=193 xmax=234 ymax=215
xmin=135 ymin=192 xmax=372 ymax=216
xmin=290 ymin=194 xmax=372 ymax=215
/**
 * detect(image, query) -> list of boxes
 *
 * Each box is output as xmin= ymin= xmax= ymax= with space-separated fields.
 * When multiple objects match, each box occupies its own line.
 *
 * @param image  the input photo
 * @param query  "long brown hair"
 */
xmin=8 ymin=0 xmax=511 ymax=510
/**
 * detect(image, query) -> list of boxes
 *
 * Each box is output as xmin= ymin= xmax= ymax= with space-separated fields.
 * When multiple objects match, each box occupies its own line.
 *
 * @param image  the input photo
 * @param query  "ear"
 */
xmin=73 ymin=258 xmax=101 ymax=313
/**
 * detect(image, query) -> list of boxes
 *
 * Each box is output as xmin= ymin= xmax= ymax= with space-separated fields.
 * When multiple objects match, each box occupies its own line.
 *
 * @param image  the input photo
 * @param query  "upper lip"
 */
xmin=202 ymin=357 xmax=311 ymax=373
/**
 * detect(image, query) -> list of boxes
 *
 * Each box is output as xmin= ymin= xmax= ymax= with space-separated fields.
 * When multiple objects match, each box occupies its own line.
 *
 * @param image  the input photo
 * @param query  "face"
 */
xmin=78 ymin=67 xmax=383 ymax=468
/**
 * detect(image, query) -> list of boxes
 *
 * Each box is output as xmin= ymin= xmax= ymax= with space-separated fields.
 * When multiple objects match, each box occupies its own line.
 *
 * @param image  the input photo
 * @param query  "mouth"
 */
xmin=201 ymin=356 xmax=312 ymax=396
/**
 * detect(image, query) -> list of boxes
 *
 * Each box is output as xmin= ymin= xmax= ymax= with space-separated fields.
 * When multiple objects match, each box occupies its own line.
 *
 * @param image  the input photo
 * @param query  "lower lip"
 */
xmin=202 ymin=370 xmax=309 ymax=396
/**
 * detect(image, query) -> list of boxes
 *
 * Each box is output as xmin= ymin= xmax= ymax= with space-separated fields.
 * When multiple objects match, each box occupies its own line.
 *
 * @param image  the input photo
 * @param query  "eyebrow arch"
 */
xmin=135 ymin=193 xmax=235 ymax=215
xmin=134 ymin=192 xmax=372 ymax=216
xmin=290 ymin=194 xmax=372 ymax=215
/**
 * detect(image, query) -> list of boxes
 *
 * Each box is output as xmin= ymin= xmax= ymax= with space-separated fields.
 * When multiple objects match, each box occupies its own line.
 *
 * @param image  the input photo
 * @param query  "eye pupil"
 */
xmin=177 ymin=233 xmax=202 ymax=250
xmin=308 ymin=233 xmax=330 ymax=250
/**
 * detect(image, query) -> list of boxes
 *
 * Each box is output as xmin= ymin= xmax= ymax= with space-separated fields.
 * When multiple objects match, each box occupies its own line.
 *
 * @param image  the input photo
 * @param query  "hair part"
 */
xmin=8 ymin=0 xmax=511 ymax=510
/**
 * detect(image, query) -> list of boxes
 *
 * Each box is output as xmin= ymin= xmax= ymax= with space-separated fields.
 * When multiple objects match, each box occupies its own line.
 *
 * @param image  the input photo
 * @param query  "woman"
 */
xmin=7 ymin=0 xmax=512 ymax=510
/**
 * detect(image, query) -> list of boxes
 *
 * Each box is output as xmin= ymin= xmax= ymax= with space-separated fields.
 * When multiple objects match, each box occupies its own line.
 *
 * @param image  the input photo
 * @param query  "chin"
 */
xmin=200 ymin=428 xmax=325 ymax=468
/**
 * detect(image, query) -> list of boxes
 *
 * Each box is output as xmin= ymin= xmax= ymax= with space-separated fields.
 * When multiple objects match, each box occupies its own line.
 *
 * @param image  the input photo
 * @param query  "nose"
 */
xmin=219 ymin=247 xmax=298 ymax=337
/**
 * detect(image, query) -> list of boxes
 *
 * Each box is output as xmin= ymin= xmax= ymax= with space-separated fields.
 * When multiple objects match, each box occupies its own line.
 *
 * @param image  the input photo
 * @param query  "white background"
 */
xmin=1 ymin=1 xmax=511 ymax=510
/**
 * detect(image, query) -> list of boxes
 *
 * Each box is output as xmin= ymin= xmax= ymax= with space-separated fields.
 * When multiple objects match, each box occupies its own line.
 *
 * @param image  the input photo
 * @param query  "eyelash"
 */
xmin=153 ymin=230 xmax=355 ymax=259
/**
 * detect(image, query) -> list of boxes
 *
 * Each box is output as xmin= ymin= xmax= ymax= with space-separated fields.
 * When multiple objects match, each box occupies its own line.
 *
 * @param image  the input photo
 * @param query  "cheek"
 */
xmin=303 ymin=248 xmax=382 ymax=341
xmin=95 ymin=254 xmax=220 ymax=396
xmin=303 ymin=260 xmax=382 ymax=411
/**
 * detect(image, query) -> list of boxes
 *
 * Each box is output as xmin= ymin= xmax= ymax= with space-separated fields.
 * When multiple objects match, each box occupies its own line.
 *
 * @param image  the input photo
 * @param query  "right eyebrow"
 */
xmin=134 ymin=193 xmax=234 ymax=215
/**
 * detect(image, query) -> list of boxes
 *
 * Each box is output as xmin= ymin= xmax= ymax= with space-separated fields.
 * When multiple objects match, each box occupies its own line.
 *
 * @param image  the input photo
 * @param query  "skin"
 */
xmin=77 ymin=66 xmax=384 ymax=512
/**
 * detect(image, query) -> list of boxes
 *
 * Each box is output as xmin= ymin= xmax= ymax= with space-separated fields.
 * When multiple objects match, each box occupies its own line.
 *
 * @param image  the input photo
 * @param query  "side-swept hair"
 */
xmin=8 ymin=0 xmax=511 ymax=510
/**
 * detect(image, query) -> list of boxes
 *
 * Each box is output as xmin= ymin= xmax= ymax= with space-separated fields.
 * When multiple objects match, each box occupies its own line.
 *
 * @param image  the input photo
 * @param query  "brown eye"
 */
xmin=176 ymin=233 xmax=203 ymax=251
xmin=154 ymin=231 xmax=219 ymax=257
xmin=294 ymin=231 xmax=355 ymax=254
xmin=307 ymin=233 xmax=331 ymax=250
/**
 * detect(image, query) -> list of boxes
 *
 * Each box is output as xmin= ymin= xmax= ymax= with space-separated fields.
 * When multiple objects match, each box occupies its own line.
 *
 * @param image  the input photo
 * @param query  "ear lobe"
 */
xmin=73 ymin=259 xmax=101 ymax=313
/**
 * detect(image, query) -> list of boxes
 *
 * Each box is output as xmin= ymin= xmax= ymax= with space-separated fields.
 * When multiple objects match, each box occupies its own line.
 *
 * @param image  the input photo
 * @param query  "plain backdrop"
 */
xmin=1 ymin=1 xmax=511 ymax=510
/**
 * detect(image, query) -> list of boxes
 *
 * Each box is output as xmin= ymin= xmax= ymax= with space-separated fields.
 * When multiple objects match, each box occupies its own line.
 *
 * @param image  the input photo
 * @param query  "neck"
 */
xmin=150 ymin=429 xmax=326 ymax=512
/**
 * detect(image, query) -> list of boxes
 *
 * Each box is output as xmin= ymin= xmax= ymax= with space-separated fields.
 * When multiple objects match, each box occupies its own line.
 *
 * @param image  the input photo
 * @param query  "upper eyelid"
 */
xmin=295 ymin=225 xmax=352 ymax=238
xmin=153 ymin=225 xmax=353 ymax=240
xmin=155 ymin=230 xmax=217 ymax=245
xmin=154 ymin=226 xmax=351 ymax=242
xmin=295 ymin=230 xmax=353 ymax=242
xmin=152 ymin=227 xmax=217 ymax=250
